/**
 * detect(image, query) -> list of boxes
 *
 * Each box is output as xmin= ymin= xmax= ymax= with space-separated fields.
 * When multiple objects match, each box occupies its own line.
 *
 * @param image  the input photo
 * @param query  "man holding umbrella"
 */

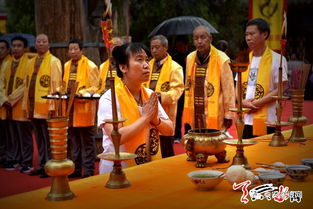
xmin=145 ymin=35 xmax=184 ymax=158
xmin=183 ymin=26 xmax=235 ymax=151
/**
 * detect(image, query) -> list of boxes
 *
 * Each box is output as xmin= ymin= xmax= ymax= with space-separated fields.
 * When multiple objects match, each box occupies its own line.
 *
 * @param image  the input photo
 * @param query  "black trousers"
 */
xmin=69 ymin=126 xmax=96 ymax=176
xmin=174 ymin=93 xmax=184 ymax=140
xmin=7 ymin=120 xmax=33 ymax=166
xmin=159 ymin=135 xmax=175 ymax=158
xmin=243 ymin=125 xmax=276 ymax=139
xmin=32 ymin=119 xmax=50 ymax=170
xmin=0 ymin=119 xmax=6 ymax=163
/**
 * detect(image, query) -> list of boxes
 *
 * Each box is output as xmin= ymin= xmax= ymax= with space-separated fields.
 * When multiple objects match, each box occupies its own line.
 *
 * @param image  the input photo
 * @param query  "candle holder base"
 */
xmin=223 ymin=139 xmax=257 ymax=169
xmin=265 ymin=121 xmax=292 ymax=147
xmin=45 ymin=175 xmax=75 ymax=201
xmin=98 ymin=152 xmax=137 ymax=189
xmin=288 ymin=117 xmax=307 ymax=142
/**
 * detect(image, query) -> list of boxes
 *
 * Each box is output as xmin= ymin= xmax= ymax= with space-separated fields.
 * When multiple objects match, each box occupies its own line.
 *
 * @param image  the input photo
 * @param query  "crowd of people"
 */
xmin=0 ymin=18 xmax=288 ymax=178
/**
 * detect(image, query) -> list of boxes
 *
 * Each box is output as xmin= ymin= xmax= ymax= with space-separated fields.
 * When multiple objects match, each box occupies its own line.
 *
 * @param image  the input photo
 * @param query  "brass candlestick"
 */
xmin=224 ymin=63 xmax=257 ymax=169
xmin=265 ymin=39 xmax=292 ymax=146
xmin=45 ymin=117 xmax=75 ymax=201
xmin=265 ymin=93 xmax=291 ymax=147
xmin=288 ymin=89 xmax=307 ymax=142
xmin=97 ymin=118 xmax=137 ymax=189
xmin=97 ymin=0 xmax=136 ymax=188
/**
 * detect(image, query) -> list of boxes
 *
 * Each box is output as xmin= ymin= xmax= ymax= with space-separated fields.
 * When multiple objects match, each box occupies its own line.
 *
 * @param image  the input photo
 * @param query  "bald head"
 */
xmin=110 ymin=37 xmax=123 ymax=52
xmin=192 ymin=26 xmax=212 ymax=56
xmin=193 ymin=26 xmax=211 ymax=37
xmin=35 ymin=34 xmax=49 ymax=56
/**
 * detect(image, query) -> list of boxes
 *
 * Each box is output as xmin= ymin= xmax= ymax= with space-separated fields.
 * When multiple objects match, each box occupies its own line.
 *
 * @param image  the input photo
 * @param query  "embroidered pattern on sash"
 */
xmin=39 ymin=74 xmax=50 ymax=88
xmin=160 ymin=81 xmax=170 ymax=92
xmin=207 ymin=82 xmax=214 ymax=97
xmin=134 ymin=128 xmax=159 ymax=165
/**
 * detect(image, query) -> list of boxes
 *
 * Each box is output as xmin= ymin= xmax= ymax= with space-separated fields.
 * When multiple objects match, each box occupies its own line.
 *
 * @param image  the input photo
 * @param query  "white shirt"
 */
xmin=97 ymin=88 xmax=169 ymax=174
xmin=236 ymin=50 xmax=288 ymax=125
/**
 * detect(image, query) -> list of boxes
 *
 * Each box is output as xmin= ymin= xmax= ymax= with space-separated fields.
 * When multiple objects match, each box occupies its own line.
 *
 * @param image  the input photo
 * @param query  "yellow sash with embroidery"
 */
xmin=242 ymin=46 xmax=272 ymax=136
xmin=64 ymin=55 xmax=98 ymax=127
xmin=24 ymin=51 xmax=57 ymax=116
xmin=116 ymin=82 xmax=161 ymax=167
xmin=184 ymin=45 xmax=225 ymax=129
xmin=144 ymin=54 xmax=172 ymax=92
xmin=64 ymin=55 xmax=90 ymax=93
xmin=3 ymin=54 xmax=29 ymax=120
xmin=98 ymin=59 xmax=121 ymax=94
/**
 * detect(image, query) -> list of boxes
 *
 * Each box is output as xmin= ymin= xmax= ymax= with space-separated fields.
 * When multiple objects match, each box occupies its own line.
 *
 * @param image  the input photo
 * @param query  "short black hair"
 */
xmin=11 ymin=36 xmax=28 ymax=48
xmin=112 ymin=42 xmax=149 ymax=78
xmin=68 ymin=39 xmax=83 ymax=50
xmin=246 ymin=18 xmax=270 ymax=40
xmin=175 ymin=35 xmax=189 ymax=45
xmin=0 ymin=39 xmax=9 ymax=48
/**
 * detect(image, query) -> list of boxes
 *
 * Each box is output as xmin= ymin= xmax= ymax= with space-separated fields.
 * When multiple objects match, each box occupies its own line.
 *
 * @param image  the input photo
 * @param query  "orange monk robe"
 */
xmin=0 ymin=54 xmax=31 ymax=121
xmin=183 ymin=46 xmax=235 ymax=131
xmin=63 ymin=55 xmax=99 ymax=127
xmin=22 ymin=51 xmax=62 ymax=119
xmin=144 ymin=54 xmax=184 ymax=130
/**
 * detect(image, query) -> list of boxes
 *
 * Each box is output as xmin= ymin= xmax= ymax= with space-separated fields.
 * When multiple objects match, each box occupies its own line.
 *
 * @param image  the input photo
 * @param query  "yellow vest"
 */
xmin=23 ymin=51 xmax=62 ymax=119
xmin=2 ymin=54 xmax=30 ymax=120
xmin=242 ymin=46 xmax=272 ymax=136
xmin=116 ymin=82 xmax=161 ymax=167
xmin=63 ymin=55 xmax=99 ymax=127
xmin=184 ymin=45 xmax=228 ymax=129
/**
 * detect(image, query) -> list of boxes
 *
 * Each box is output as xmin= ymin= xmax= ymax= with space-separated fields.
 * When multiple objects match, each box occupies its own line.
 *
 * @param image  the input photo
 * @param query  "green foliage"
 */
xmin=129 ymin=0 xmax=247 ymax=58
xmin=5 ymin=0 xmax=36 ymax=35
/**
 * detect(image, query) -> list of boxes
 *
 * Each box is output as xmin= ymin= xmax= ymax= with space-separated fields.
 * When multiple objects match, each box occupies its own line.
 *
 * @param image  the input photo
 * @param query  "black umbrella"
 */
xmin=148 ymin=16 xmax=218 ymax=38
xmin=0 ymin=33 xmax=36 ymax=47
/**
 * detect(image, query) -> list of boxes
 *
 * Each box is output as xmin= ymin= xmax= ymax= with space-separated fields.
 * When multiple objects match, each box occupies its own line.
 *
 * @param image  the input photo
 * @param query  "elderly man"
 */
xmin=183 ymin=26 xmax=235 ymax=146
xmin=0 ymin=39 xmax=11 ymax=166
xmin=64 ymin=39 xmax=99 ymax=178
xmin=145 ymin=35 xmax=184 ymax=158
xmin=24 ymin=34 xmax=62 ymax=178
xmin=98 ymin=37 xmax=123 ymax=94
xmin=240 ymin=18 xmax=288 ymax=138
xmin=0 ymin=36 xmax=32 ymax=171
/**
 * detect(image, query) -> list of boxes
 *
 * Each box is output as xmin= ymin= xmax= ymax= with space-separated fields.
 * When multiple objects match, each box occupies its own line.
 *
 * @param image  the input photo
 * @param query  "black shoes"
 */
xmin=20 ymin=166 xmax=33 ymax=173
xmin=39 ymin=173 xmax=49 ymax=178
xmin=29 ymin=169 xmax=50 ymax=178
xmin=29 ymin=169 xmax=44 ymax=176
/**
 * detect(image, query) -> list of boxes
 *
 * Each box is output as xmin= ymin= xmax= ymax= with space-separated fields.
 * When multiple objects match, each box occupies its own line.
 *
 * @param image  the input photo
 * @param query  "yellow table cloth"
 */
xmin=1 ymin=125 xmax=313 ymax=209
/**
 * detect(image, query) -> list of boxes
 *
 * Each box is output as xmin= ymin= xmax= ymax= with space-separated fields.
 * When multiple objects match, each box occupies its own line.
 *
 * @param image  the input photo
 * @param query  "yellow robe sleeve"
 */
xmin=86 ymin=62 xmax=99 ymax=93
xmin=8 ymin=59 xmax=31 ymax=107
xmin=220 ymin=60 xmax=235 ymax=119
xmin=48 ymin=57 xmax=63 ymax=111
xmin=8 ymin=80 xmax=27 ymax=107
xmin=160 ymin=61 xmax=184 ymax=105
xmin=0 ymin=65 xmax=8 ymax=106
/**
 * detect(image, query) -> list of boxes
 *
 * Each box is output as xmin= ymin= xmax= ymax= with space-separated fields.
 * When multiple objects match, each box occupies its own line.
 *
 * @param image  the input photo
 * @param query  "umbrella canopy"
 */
xmin=0 ymin=33 xmax=36 ymax=47
xmin=148 ymin=16 xmax=218 ymax=38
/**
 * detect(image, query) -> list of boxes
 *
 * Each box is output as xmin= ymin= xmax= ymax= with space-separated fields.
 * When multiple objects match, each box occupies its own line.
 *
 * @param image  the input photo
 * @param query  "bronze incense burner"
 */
xmin=184 ymin=128 xmax=228 ymax=168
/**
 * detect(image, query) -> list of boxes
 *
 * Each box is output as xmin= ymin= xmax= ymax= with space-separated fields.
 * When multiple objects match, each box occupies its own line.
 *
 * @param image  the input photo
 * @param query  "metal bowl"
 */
xmin=258 ymin=172 xmax=286 ymax=186
xmin=187 ymin=170 xmax=224 ymax=190
xmin=286 ymin=165 xmax=311 ymax=181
